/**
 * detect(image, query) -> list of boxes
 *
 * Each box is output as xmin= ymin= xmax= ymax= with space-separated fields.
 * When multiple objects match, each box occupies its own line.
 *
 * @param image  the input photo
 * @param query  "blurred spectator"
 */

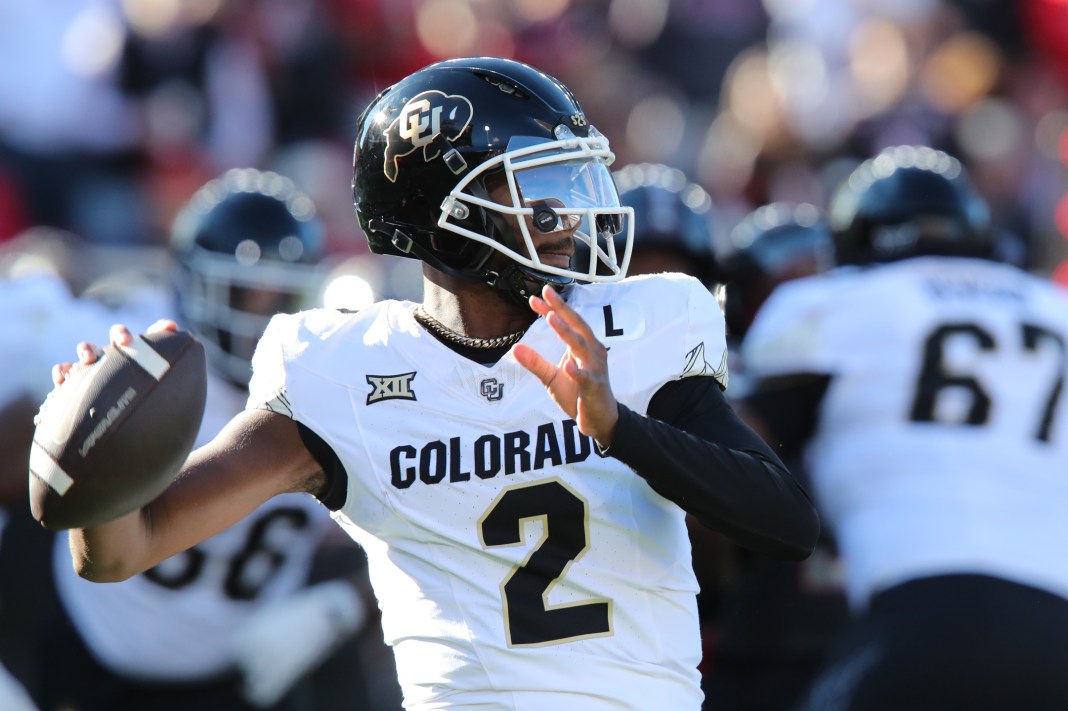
xmin=0 ymin=1 xmax=149 ymax=244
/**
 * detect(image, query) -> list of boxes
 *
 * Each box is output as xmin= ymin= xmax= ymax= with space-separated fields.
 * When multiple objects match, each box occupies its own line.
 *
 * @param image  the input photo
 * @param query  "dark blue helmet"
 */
xmin=611 ymin=163 xmax=718 ymax=282
xmin=828 ymin=145 xmax=993 ymax=266
xmin=721 ymin=202 xmax=833 ymax=338
xmin=171 ymin=168 xmax=326 ymax=385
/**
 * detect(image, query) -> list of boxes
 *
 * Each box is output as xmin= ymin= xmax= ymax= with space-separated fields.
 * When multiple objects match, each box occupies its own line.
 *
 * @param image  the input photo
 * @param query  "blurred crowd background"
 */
xmin=2 ymin=0 xmax=1068 ymax=298
xmin=2 ymin=1 xmax=1068 ymax=710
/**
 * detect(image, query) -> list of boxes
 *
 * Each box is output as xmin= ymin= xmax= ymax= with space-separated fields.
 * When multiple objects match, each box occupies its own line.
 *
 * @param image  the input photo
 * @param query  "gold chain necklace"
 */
xmin=413 ymin=306 xmax=527 ymax=349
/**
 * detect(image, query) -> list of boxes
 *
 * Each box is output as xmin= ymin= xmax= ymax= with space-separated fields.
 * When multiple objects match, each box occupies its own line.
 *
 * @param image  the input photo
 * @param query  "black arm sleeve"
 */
xmin=740 ymin=373 xmax=831 ymax=462
xmin=297 ymin=422 xmax=348 ymax=511
xmin=604 ymin=377 xmax=820 ymax=560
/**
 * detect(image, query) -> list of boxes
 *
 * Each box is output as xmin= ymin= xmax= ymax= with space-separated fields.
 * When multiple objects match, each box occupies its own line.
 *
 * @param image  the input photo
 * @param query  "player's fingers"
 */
xmin=109 ymin=324 xmax=134 ymax=347
xmin=533 ymin=289 xmax=604 ymax=366
xmin=147 ymin=319 xmax=178 ymax=334
xmin=545 ymin=310 xmax=606 ymax=366
xmin=527 ymin=293 xmax=551 ymax=318
xmin=541 ymin=286 xmax=597 ymax=340
xmin=52 ymin=362 xmax=72 ymax=385
xmin=512 ymin=343 xmax=558 ymax=387
xmin=76 ymin=342 xmax=103 ymax=364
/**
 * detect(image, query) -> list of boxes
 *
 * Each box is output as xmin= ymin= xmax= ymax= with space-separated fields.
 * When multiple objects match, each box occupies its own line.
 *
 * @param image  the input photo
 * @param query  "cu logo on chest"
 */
xmin=480 ymin=378 xmax=505 ymax=402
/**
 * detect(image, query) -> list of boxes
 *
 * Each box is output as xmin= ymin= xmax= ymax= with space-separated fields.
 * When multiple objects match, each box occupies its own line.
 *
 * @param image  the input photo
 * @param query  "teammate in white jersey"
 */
xmin=740 ymin=146 xmax=1068 ymax=710
xmin=36 ymin=171 xmax=368 ymax=711
xmin=0 ymin=263 xmax=117 ymax=711
xmin=50 ymin=57 xmax=819 ymax=711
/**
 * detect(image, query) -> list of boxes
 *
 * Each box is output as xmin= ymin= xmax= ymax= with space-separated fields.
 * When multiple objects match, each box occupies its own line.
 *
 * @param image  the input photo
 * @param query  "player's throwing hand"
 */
xmin=513 ymin=285 xmax=619 ymax=448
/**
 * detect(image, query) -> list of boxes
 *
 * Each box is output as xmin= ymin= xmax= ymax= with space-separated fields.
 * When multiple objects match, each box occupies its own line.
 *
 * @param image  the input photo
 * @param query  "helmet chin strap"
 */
xmin=390 ymin=227 xmax=572 ymax=305
xmin=492 ymin=262 xmax=573 ymax=304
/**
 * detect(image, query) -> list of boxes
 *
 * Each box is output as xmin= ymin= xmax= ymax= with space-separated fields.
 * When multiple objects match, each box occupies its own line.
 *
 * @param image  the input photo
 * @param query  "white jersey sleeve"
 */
xmin=563 ymin=272 xmax=729 ymax=409
xmin=740 ymin=269 xmax=852 ymax=378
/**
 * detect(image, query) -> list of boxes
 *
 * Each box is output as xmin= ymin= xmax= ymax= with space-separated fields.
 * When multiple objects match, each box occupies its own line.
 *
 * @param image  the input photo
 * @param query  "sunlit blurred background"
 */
xmin=2 ymin=0 xmax=1067 ymax=306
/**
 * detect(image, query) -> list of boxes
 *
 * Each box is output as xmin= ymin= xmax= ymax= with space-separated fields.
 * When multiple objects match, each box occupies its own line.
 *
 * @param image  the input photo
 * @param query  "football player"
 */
xmin=50 ymin=58 xmax=819 ymax=710
xmin=37 ymin=170 xmax=370 ymax=711
xmin=741 ymin=146 xmax=1068 ymax=710
xmin=0 ymin=244 xmax=112 ymax=711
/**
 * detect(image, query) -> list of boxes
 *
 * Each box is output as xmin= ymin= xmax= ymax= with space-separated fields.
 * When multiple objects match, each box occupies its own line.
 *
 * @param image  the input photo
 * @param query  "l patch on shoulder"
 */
xmin=367 ymin=372 xmax=417 ymax=405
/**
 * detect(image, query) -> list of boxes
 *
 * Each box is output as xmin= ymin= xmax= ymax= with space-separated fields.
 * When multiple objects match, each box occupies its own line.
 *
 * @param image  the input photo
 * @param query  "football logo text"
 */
xmin=79 ymin=387 xmax=137 ymax=458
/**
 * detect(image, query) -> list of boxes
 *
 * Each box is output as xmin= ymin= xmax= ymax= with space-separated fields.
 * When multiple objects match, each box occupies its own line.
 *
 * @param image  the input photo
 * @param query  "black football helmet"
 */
xmin=721 ymin=202 xmax=833 ymax=339
xmin=828 ymin=145 xmax=993 ymax=266
xmin=608 ymin=163 xmax=717 ymax=282
xmin=171 ymin=168 xmax=325 ymax=386
xmin=351 ymin=57 xmax=633 ymax=303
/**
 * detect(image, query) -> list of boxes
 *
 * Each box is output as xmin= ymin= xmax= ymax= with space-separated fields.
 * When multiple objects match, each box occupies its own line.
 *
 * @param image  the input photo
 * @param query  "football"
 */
xmin=29 ymin=329 xmax=207 ymax=530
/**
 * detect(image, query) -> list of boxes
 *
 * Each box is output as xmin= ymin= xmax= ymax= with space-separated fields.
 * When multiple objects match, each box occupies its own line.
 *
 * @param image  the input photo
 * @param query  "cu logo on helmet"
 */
xmin=383 ymin=91 xmax=473 ymax=183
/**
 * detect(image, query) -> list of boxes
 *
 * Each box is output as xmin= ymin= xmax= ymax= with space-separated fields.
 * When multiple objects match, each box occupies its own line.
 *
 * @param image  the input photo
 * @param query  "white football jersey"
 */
xmin=247 ymin=273 xmax=727 ymax=711
xmin=0 ymin=274 xmax=127 ymax=408
xmin=53 ymin=327 xmax=334 ymax=681
xmin=743 ymin=257 xmax=1068 ymax=610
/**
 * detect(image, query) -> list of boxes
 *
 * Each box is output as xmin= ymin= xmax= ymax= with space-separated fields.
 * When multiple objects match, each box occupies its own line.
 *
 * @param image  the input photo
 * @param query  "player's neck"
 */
xmin=421 ymin=270 xmax=536 ymax=340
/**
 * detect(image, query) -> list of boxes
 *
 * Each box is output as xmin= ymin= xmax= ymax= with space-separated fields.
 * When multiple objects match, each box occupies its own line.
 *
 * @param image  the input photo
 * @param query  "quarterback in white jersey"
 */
xmin=52 ymin=58 xmax=818 ymax=711
xmin=742 ymin=146 xmax=1068 ymax=710
xmin=250 ymin=274 xmax=727 ymax=709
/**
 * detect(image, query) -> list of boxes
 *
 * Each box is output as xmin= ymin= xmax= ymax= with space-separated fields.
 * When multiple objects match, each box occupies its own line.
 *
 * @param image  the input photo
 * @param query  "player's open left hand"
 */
xmin=513 ymin=285 xmax=619 ymax=448
xmin=51 ymin=319 xmax=178 ymax=386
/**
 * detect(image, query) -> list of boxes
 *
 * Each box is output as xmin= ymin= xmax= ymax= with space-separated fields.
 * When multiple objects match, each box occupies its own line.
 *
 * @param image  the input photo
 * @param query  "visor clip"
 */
xmin=391 ymin=230 xmax=414 ymax=254
xmin=441 ymin=197 xmax=470 ymax=220
xmin=432 ymin=134 xmax=468 ymax=175
xmin=442 ymin=148 xmax=467 ymax=175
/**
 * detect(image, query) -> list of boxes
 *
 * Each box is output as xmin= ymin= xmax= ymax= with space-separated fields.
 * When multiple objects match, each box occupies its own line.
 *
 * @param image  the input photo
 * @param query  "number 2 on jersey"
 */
xmin=479 ymin=479 xmax=612 ymax=647
xmin=910 ymin=321 xmax=1066 ymax=442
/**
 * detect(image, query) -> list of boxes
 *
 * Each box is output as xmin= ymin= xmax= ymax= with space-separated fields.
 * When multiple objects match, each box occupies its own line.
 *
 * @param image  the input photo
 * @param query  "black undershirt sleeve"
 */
xmin=297 ymin=422 xmax=348 ymax=511
xmin=739 ymin=373 xmax=832 ymax=462
xmin=604 ymin=376 xmax=820 ymax=560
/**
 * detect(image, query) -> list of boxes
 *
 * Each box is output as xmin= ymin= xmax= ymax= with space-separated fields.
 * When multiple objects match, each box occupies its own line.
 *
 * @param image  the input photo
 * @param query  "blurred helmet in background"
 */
xmin=828 ymin=145 xmax=993 ymax=266
xmin=171 ymin=168 xmax=325 ymax=386
xmin=721 ymin=202 xmax=833 ymax=339
xmin=611 ymin=163 xmax=718 ymax=282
